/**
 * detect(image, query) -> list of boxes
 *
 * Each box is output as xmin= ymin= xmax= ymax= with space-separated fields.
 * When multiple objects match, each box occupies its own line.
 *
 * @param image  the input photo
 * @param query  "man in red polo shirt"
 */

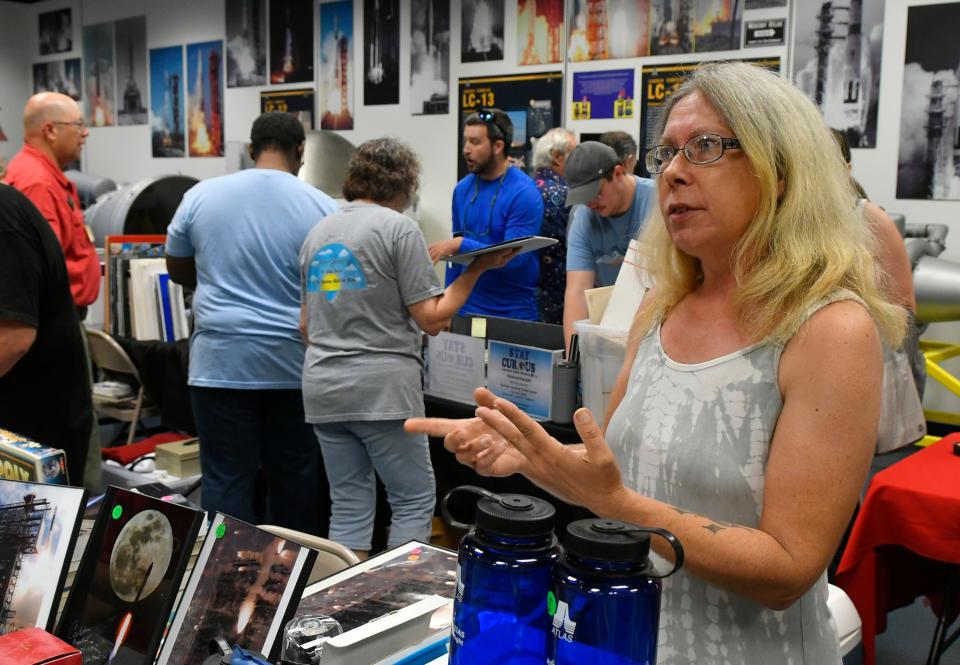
xmin=4 ymin=92 xmax=101 ymax=490
xmin=4 ymin=92 xmax=99 ymax=314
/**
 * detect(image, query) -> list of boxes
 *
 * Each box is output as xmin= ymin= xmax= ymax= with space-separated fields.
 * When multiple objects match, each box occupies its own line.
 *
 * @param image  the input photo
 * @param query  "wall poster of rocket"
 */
xmin=650 ymin=0 xmax=743 ymax=56
xmin=82 ymin=22 xmax=115 ymax=127
xmin=150 ymin=46 xmax=185 ymax=158
xmin=461 ymin=0 xmax=504 ymax=63
xmin=0 ymin=479 xmax=87 ymax=635
xmin=115 ymin=17 xmax=148 ymax=126
xmin=897 ymin=3 xmax=960 ymax=200
xmin=54 ymin=487 xmax=203 ymax=665
xmin=226 ymin=0 xmax=267 ymax=87
xmin=319 ymin=1 xmax=354 ymax=130
xmin=186 ymin=40 xmax=224 ymax=158
xmin=517 ymin=0 xmax=564 ymax=65
xmin=364 ymin=0 xmax=400 ymax=105
xmin=568 ymin=0 xmax=650 ymax=61
xmin=33 ymin=58 xmax=82 ymax=101
xmin=792 ymin=0 xmax=885 ymax=149
xmin=410 ymin=0 xmax=450 ymax=115
xmin=38 ymin=8 xmax=73 ymax=56
xmin=270 ymin=0 xmax=314 ymax=83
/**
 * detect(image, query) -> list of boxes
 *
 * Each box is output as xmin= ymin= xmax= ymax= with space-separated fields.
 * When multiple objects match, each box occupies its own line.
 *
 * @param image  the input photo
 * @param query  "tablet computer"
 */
xmin=442 ymin=235 xmax=558 ymax=265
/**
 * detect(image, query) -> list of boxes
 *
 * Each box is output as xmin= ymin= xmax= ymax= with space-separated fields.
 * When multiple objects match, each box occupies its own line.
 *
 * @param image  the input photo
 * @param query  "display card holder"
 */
xmin=424 ymin=331 xmax=486 ymax=406
xmin=486 ymin=340 xmax=564 ymax=421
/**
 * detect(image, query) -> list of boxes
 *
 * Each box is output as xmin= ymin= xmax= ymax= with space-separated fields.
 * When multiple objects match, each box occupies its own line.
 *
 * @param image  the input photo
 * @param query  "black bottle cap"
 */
xmin=564 ymin=519 xmax=651 ymax=562
xmin=475 ymin=493 xmax=556 ymax=538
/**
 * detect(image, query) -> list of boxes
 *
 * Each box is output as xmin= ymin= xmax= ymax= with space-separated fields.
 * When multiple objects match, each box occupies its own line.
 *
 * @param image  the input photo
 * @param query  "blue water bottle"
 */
xmin=443 ymin=485 xmax=561 ymax=665
xmin=549 ymin=519 xmax=684 ymax=665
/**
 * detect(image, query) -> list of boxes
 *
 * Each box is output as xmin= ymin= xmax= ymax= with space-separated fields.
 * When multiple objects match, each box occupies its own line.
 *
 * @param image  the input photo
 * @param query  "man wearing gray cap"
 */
xmin=562 ymin=141 xmax=656 ymax=348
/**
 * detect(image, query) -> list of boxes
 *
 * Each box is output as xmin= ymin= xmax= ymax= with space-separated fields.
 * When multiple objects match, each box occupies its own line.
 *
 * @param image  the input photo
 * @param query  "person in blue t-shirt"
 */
xmin=428 ymin=108 xmax=544 ymax=321
xmin=563 ymin=141 xmax=656 ymax=349
xmin=165 ymin=113 xmax=338 ymax=533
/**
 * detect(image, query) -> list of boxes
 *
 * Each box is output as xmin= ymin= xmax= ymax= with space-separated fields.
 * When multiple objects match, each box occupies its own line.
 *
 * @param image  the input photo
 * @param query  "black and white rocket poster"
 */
xmin=115 ymin=17 xmax=148 ymax=126
xmin=269 ymin=0 xmax=314 ymax=83
xmin=33 ymin=58 xmax=82 ymax=100
xmin=364 ymin=0 xmax=400 ymax=105
xmin=897 ymin=3 xmax=960 ymax=200
xmin=38 ymin=8 xmax=73 ymax=55
xmin=461 ymin=0 xmax=504 ymax=63
xmin=226 ymin=0 xmax=267 ymax=87
xmin=410 ymin=0 xmax=449 ymax=115
xmin=792 ymin=0 xmax=885 ymax=148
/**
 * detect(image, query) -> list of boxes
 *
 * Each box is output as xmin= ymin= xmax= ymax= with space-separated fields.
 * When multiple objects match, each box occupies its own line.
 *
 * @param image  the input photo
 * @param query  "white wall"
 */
xmin=0 ymin=1 xmax=31 ymax=167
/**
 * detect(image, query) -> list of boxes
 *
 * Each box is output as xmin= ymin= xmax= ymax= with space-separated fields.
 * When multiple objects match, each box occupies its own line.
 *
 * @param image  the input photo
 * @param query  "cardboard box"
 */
xmin=155 ymin=438 xmax=201 ymax=478
xmin=0 ymin=428 xmax=68 ymax=485
xmin=0 ymin=627 xmax=81 ymax=665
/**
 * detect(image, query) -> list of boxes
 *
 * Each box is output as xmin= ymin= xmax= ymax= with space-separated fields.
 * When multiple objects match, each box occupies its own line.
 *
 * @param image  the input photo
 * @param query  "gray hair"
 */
xmin=532 ymin=127 xmax=576 ymax=170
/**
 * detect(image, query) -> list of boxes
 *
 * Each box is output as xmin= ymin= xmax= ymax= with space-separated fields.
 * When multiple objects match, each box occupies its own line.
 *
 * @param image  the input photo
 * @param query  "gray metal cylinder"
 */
xmin=914 ymin=255 xmax=960 ymax=323
xmin=65 ymin=170 xmax=117 ymax=208
xmin=85 ymin=174 xmax=198 ymax=246
xmin=298 ymin=130 xmax=355 ymax=198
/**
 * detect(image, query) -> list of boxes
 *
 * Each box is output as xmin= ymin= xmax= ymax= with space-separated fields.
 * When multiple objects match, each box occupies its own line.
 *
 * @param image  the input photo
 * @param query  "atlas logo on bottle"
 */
xmin=455 ymin=564 xmax=465 ymax=602
xmin=550 ymin=599 xmax=577 ymax=642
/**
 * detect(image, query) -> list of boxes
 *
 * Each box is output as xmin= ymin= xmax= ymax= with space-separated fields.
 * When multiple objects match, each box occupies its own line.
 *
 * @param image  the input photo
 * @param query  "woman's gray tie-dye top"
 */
xmin=605 ymin=298 xmax=850 ymax=665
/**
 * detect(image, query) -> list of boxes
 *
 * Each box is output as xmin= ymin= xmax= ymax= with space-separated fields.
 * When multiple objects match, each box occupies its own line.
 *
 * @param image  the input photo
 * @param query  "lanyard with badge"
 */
xmin=460 ymin=171 xmax=507 ymax=242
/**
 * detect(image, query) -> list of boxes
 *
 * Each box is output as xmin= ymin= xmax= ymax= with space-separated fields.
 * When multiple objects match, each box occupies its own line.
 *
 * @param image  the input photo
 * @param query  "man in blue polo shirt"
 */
xmin=562 ymin=141 xmax=656 ymax=348
xmin=165 ymin=113 xmax=337 ymax=532
xmin=429 ymin=108 xmax=544 ymax=321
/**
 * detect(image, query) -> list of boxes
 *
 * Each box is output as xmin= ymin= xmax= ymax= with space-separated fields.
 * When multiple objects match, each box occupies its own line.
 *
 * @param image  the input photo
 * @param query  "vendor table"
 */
xmin=835 ymin=434 xmax=960 ymax=665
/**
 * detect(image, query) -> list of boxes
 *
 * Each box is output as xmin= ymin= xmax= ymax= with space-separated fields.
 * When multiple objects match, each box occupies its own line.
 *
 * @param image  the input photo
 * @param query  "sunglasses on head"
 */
xmin=476 ymin=109 xmax=507 ymax=143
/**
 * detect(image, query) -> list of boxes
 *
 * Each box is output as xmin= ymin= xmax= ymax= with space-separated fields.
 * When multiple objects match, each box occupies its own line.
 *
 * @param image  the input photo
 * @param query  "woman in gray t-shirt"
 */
xmin=299 ymin=138 xmax=514 ymax=558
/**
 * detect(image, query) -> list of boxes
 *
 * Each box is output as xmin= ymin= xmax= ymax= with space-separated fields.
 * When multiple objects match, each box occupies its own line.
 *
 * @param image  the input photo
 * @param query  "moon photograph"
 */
xmin=109 ymin=509 xmax=173 ymax=602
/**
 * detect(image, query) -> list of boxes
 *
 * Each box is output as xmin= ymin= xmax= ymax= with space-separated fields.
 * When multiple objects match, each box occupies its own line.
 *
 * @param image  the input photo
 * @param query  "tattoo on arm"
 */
xmin=673 ymin=507 xmax=756 ymax=535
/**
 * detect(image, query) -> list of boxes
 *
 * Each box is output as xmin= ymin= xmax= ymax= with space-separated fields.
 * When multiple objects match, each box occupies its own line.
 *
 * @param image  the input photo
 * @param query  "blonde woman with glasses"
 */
xmin=408 ymin=62 xmax=905 ymax=664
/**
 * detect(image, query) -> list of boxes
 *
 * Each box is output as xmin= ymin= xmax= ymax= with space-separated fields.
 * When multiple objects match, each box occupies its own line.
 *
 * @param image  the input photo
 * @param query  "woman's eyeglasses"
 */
xmin=645 ymin=134 xmax=742 ymax=174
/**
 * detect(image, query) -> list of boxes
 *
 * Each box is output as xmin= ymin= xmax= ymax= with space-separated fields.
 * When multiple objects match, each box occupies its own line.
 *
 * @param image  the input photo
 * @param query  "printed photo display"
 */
xmin=157 ymin=514 xmax=316 ymax=664
xmin=0 ymin=479 xmax=87 ymax=635
xmin=56 ymin=487 xmax=203 ymax=665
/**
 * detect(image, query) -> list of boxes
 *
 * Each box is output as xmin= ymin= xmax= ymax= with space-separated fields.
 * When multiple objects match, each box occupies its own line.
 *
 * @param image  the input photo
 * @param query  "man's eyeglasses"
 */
xmin=475 ymin=109 xmax=507 ymax=143
xmin=644 ymin=134 xmax=742 ymax=174
xmin=51 ymin=120 xmax=86 ymax=131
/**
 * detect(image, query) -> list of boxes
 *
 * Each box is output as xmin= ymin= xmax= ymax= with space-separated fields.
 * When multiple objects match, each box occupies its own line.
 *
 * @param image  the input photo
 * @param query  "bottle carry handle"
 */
xmin=634 ymin=526 xmax=684 ymax=578
xmin=441 ymin=485 xmax=501 ymax=531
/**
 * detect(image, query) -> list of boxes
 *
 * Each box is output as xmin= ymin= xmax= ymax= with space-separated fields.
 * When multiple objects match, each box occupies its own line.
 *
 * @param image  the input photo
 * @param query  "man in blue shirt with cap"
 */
xmin=563 ymin=141 xmax=656 ymax=348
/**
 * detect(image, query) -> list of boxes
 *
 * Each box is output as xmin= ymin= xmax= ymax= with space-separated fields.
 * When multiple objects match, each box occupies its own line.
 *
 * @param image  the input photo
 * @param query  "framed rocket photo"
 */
xmin=156 ymin=514 xmax=317 ymax=664
xmin=0 ymin=479 xmax=87 ymax=635
xmin=186 ymin=40 xmax=225 ymax=158
xmin=55 ymin=486 xmax=203 ymax=665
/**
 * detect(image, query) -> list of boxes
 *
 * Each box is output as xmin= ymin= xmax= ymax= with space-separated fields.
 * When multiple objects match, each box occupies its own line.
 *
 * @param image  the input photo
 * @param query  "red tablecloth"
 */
xmin=835 ymin=434 xmax=960 ymax=665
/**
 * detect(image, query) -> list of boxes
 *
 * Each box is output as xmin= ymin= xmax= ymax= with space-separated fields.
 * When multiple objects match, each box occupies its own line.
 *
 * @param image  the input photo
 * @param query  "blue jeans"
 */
xmin=190 ymin=387 xmax=320 ymax=533
xmin=314 ymin=420 xmax=435 ymax=551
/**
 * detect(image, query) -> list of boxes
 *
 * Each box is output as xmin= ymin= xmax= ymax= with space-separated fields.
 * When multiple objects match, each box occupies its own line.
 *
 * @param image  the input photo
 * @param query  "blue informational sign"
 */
xmin=571 ymin=69 xmax=635 ymax=120
xmin=487 ymin=341 xmax=562 ymax=421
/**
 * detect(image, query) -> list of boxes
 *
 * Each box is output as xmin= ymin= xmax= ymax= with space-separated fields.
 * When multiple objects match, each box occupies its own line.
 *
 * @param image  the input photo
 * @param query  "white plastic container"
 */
xmin=573 ymin=320 xmax=628 ymax=428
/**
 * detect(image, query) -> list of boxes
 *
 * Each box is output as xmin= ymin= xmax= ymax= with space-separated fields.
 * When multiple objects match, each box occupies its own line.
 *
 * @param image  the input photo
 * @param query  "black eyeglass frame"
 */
xmin=50 ymin=120 xmax=87 ymax=130
xmin=644 ymin=134 xmax=742 ymax=174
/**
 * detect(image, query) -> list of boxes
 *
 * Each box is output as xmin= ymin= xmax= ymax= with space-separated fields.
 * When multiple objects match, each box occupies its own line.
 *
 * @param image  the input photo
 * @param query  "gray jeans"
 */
xmin=313 ymin=419 xmax=435 ymax=551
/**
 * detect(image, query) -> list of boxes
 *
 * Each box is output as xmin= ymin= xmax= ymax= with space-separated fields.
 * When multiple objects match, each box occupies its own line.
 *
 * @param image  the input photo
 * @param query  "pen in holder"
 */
xmin=551 ymin=361 xmax=579 ymax=425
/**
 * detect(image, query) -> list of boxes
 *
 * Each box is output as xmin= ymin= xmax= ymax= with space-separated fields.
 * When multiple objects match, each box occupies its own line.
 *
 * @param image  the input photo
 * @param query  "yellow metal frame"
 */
xmin=917 ymin=340 xmax=960 ymax=446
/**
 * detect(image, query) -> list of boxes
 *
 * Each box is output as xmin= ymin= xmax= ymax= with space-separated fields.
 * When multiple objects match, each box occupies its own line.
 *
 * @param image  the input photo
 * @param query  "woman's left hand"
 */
xmin=474 ymin=388 xmax=629 ymax=514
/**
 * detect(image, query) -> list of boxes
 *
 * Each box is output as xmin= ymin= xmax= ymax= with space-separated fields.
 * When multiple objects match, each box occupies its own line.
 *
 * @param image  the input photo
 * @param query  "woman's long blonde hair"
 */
xmin=634 ymin=62 xmax=905 ymax=347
